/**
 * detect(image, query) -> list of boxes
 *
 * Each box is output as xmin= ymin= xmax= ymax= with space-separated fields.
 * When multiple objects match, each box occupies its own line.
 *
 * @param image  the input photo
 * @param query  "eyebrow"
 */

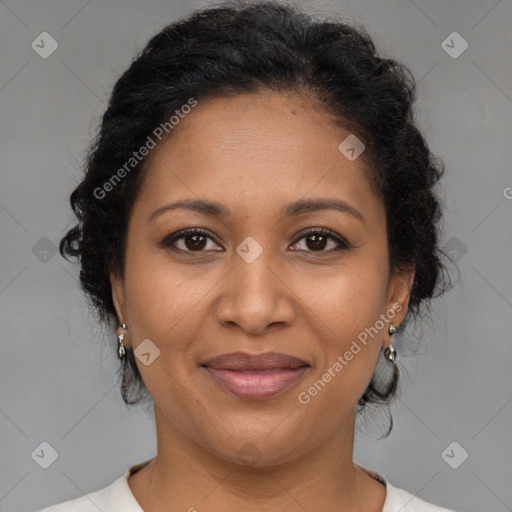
xmin=149 ymin=197 xmax=365 ymax=225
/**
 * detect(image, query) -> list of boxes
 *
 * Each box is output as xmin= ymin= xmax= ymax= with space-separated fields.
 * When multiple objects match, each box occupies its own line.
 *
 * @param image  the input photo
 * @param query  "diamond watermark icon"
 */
xmin=441 ymin=441 xmax=468 ymax=469
xmin=32 ymin=237 xmax=58 ymax=263
xmin=31 ymin=32 xmax=59 ymax=59
xmin=237 ymin=442 xmax=262 ymax=466
xmin=443 ymin=236 xmax=468 ymax=264
xmin=31 ymin=441 xmax=59 ymax=469
xmin=236 ymin=236 xmax=263 ymax=263
xmin=134 ymin=338 xmax=161 ymax=366
xmin=338 ymin=134 xmax=365 ymax=161
xmin=441 ymin=32 xmax=468 ymax=59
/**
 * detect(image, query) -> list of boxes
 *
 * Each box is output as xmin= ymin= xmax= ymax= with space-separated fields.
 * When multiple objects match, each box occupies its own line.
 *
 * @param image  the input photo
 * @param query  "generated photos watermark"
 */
xmin=297 ymin=302 xmax=402 ymax=405
xmin=93 ymin=97 xmax=198 ymax=200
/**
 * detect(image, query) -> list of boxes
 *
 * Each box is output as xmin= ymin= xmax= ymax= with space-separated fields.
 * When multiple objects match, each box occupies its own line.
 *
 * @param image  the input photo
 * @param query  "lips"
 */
xmin=201 ymin=351 xmax=310 ymax=400
xmin=203 ymin=351 xmax=309 ymax=371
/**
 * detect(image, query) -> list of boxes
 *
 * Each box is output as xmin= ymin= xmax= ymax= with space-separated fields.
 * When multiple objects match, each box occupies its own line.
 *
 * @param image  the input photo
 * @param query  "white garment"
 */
xmin=33 ymin=458 xmax=458 ymax=512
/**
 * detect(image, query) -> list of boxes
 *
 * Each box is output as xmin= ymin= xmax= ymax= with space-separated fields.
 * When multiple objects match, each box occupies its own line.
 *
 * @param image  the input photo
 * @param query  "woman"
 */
xmin=39 ymin=1 xmax=458 ymax=510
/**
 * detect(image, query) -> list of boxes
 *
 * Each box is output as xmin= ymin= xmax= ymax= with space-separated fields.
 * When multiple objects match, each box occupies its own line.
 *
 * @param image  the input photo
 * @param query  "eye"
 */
xmin=290 ymin=228 xmax=349 ymax=253
xmin=160 ymin=227 xmax=349 ymax=254
xmin=161 ymin=228 xmax=222 ymax=252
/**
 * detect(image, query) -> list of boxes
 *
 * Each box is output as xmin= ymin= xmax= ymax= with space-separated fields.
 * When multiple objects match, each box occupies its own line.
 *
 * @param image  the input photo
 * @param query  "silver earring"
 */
xmin=117 ymin=323 xmax=128 ymax=360
xmin=384 ymin=323 xmax=398 ymax=363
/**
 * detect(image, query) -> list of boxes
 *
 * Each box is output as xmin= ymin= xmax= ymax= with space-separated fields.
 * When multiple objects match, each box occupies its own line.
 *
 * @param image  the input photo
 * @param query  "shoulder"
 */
xmin=32 ymin=459 xmax=152 ymax=512
xmin=32 ymin=472 xmax=139 ymax=512
xmin=385 ymin=483 xmax=459 ymax=512
xmin=354 ymin=461 xmax=459 ymax=512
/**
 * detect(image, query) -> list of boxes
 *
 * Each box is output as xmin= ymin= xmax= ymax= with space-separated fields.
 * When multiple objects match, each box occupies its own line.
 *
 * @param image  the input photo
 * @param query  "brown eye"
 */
xmin=161 ymin=228 xmax=222 ymax=253
xmin=290 ymin=228 xmax=348 ymax=253
xmin=183 ymin=233 xmax=208 ymax=251
xmin=305 ymin=233 xmax=328 ymax=251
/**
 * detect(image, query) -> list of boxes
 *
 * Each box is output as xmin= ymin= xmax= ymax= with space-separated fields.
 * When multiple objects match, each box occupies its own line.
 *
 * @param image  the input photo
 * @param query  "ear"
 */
xmin=110 ymin=272 xmax=127 ymax=328
xmin=386 ymin=265 xmax=415 ymax=328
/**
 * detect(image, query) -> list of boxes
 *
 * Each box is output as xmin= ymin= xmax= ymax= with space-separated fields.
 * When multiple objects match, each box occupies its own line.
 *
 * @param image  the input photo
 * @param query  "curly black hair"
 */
xmin=60 ymin=0 xmax=453 ymax=434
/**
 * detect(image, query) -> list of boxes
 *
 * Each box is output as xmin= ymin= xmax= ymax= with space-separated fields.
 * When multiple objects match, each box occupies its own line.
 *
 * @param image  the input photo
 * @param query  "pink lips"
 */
xmin=202 ymin=351 xmax=310 ymax=400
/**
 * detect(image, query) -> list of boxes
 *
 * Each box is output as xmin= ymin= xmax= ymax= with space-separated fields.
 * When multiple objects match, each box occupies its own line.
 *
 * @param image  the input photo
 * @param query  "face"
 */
xmin=111 ymin=91 xmax=414 ymax=467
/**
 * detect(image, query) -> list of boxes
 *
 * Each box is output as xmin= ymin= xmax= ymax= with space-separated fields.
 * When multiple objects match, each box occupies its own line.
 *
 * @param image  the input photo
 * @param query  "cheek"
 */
xmin=295 ymin=265 xmax=386 ymax=403
xmin=123 ymin=241 xmax=214 ymax=338
xmin=296 ymin=260 xmax=387 ymax=339
xmin=297 ymin=316 xmax=382 ymax=420
xmin=120 ymin=249 xmax=206 ymax=394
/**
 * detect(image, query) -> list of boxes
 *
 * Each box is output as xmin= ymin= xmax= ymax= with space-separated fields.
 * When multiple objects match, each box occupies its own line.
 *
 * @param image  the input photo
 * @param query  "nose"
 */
xmin=214 ymin=248 xmax=296 ymax=335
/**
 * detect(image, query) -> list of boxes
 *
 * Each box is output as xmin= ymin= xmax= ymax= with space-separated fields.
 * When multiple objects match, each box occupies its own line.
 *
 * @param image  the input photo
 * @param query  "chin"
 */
xmin=213 ymin=438 xmax=307 ymax=469
xmin=193 ymin=413 xmax=317 ymax=469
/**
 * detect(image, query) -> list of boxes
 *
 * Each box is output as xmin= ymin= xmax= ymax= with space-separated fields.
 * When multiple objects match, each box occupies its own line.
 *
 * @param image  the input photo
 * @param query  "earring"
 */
xmin=383 ymin=323 xmax=398 ymax=363
xmin=117 ymin=323 xmax=128 ymax=360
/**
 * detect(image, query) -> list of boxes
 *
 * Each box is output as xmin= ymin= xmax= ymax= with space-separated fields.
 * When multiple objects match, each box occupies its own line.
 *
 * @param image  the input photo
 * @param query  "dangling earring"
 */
xmin=384 ymin=323 xmax=398 ymax=363
xmin=117 ymin=323 xmax=128 ymax=360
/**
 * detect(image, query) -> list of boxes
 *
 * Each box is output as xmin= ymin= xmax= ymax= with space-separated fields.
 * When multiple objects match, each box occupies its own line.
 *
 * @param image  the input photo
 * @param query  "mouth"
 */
xmin=201 ymin=351 xmax=310 ymax=400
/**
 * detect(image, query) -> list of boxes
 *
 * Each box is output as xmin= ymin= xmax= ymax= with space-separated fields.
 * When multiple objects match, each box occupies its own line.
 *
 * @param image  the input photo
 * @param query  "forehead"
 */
xmin=135 ymin=92 xmax=382 ymax=222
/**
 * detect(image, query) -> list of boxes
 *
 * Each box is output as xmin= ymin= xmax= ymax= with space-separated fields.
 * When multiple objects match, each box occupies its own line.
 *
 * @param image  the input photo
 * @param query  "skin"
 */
xmin=111 ymin=90 xmax=415 ymax=512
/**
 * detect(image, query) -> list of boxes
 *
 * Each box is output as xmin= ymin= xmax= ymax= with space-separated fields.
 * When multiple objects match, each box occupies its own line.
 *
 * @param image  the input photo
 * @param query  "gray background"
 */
xmin=1 ymin=0 xmax=511 ymax=511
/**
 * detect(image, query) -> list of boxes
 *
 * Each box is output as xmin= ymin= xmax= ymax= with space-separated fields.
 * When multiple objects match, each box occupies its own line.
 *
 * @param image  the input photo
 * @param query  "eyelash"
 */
xmin=160 ymin=227 xmax=349 ymax=255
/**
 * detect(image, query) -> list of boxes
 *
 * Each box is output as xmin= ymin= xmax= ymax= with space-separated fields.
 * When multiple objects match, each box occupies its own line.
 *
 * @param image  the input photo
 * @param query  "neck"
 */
xmin=130 ymin=404 xmax=383 ymax=512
